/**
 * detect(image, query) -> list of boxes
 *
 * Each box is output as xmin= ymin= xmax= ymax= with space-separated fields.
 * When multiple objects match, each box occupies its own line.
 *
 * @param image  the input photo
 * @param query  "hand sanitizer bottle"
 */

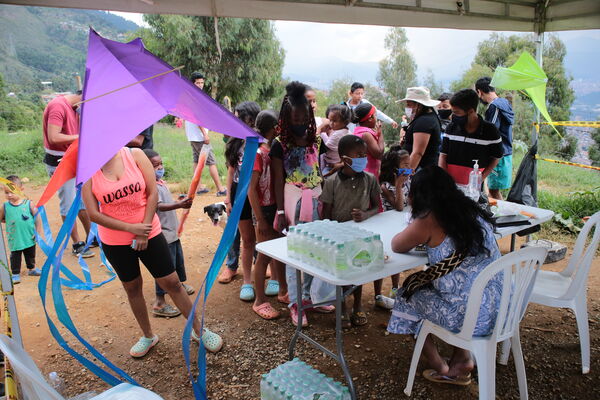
xmin=468 ymin=159 xmax=482 ymax=201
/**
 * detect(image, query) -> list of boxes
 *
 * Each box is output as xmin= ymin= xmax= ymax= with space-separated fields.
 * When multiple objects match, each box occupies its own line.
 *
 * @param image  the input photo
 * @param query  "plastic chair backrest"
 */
xmin=0 ymin=334 xmax=64 ymax=400
xmin=457 ymin=247 xmax=547 ymax=343
xmin=561 ymin=211 xmax=600 ymax=299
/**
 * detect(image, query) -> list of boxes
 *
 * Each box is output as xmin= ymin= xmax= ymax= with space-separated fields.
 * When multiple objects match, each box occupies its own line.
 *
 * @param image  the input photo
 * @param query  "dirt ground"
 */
xmin=6 ymin=184 xmax=600 ymax=400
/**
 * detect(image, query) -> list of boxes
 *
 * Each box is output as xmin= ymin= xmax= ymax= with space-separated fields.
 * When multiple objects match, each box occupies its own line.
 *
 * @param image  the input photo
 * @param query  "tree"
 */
xmin=589 ymin=126 xmax=600 ymax=167
xmin=453 ymin=33 xmax=575 ymax=156
xmin=422 ymin=69 xmax=444 ymax=99
xmin=377 ymin=28 xmax=418 ymax=143
xmin=137 ymin=15 xmax=285 ymax=106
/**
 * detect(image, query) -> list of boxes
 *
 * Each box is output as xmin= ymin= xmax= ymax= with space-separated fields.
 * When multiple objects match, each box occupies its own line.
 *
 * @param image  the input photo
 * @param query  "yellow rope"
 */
xmin=539 ymin=121 xmax=600 ymax=128
xmin=535 ymin=155 xmax=600 ymax=171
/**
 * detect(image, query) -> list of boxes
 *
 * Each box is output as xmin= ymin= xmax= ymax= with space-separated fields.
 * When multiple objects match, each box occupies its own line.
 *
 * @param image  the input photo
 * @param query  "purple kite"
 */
xmin=77 ymin=28 xmax=260 ymax=185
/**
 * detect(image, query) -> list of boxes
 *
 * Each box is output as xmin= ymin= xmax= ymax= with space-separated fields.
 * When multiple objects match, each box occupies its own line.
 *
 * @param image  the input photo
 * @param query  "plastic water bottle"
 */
xmin=48 ymin=371 xmax=65 ymax=395
xmin=287 ymin=226 xmax=296 ymax=257
xmin=468 ymin=159 xmax=482 ymax=201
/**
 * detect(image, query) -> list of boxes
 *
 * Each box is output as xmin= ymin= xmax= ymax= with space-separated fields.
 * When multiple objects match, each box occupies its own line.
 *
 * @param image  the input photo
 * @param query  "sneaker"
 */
xmin=389 ymin=287 xmax=399 ymax=298
xmin=27 ymin=268 xmax=42 ymax=277
xmin=196 ymin=188 xmax=210 ymax=195
xmin=89 ymin=238 xmax=100 ymax=248
xmin=375 ymin=295 xmax=395 ymax=310
xmin=72 ymin=241 xmax=95 ymax=258
xmin=290 ymin=303 xmax=308 ymax=327
xmin=216 ymin=189 xmax=227 ymax=197
xmin=11 ymin=275 xmax=20 ymax=284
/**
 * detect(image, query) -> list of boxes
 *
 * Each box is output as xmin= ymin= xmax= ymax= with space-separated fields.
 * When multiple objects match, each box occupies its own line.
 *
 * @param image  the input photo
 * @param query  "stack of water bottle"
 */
xmin=260 ymin=358 xmax=351 ymax=400
xmin=287 ymin=220 xmax=384 ymax=278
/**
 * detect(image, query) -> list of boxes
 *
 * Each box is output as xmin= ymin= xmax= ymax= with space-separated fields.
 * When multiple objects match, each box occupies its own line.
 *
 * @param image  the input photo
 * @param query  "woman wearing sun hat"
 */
xmin=397 ymin=87 xmax=442 ymax=170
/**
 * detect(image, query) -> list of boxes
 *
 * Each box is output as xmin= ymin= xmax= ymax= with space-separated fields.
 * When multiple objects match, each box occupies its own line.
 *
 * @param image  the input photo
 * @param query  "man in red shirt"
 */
xmin=42 ymin=92 xmax=94 ymax=257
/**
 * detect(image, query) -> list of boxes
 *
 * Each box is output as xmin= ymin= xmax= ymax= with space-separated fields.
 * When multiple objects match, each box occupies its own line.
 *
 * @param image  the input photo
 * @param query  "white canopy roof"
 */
xmin=1 ymin=0 xmax=599 ymax=33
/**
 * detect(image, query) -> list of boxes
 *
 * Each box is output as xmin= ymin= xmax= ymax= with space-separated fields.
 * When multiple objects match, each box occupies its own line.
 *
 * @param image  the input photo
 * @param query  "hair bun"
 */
xmin=285 ymin=81 xmax=308 ymax=106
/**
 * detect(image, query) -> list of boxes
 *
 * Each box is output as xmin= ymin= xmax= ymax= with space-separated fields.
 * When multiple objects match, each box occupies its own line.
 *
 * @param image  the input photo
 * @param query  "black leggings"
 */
xmin=10 ymin=245 xmax=36 ymax=274
xmin=101 ymin=234 xmax=175 ymax=283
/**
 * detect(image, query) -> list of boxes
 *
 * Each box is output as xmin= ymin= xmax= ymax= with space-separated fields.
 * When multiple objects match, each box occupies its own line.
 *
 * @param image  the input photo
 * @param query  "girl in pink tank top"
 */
xmin=91 ymin=148 xmax=161 ymax=245
xmin=352 ymin=103 xmax=384 ymax=178
xmin=82 ymin=147 xmax=213 ymax=358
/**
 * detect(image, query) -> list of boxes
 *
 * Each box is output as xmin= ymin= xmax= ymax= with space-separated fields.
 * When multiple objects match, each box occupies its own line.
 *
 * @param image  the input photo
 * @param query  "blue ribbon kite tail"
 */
xmin=182 ymin=137 xmax=260 ymax=399
xmin=38 ymin=187 xmax=137 ymax=386
xmin=36 ymin=205 xmax=116 ymax=290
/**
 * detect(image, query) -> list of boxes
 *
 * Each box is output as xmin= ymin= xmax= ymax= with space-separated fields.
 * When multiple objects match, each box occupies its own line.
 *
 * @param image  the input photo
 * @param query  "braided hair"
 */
xmin=278 ymin=81 xmax=317 ymax=153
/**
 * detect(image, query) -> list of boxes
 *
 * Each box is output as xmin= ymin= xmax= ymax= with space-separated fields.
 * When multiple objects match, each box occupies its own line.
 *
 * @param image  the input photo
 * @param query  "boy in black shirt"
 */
xmin=439 ymin=89 xmax=503 ymax=186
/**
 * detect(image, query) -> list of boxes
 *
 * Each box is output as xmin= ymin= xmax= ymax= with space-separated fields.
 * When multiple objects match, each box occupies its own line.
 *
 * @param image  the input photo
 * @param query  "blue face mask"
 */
xmin=155 ymin=168 xmax=165 ymax=180
xmin=348 ymin=157 xmax=368 ymax=173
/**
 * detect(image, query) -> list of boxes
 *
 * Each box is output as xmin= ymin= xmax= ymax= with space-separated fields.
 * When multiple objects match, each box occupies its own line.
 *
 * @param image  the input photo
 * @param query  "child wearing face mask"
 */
xmin=320 ymin=104 xmax=352 ymax=175
xmin=351 ymin=103 xmax=385 ymax=179
xmin=271 ymin=81 xmax=334 ymax=328
xmin=142 ymin=149 xmax=196 ymax=317
xmin=321 ymin=135 xmax=382 ymax=327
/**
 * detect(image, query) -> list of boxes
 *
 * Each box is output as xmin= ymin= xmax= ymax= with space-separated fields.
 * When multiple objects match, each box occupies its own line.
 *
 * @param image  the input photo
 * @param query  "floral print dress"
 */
xmin=388 ymin=219 xmax=502 ymax=336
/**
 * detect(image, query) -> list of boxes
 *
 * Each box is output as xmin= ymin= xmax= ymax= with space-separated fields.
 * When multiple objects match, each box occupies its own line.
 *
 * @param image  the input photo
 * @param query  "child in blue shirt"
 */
xmin=0 ymin=175 xmax=41 ymax=284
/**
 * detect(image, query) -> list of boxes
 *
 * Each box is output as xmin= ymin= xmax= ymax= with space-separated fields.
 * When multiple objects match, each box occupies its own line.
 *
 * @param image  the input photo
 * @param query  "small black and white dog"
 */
xmin=203 ymin=202 xmax=228 ymax=227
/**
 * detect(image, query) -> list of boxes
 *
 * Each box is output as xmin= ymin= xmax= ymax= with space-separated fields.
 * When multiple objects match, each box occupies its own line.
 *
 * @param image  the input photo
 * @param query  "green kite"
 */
xmin=491 ymin=51 xmax=561 ymax=136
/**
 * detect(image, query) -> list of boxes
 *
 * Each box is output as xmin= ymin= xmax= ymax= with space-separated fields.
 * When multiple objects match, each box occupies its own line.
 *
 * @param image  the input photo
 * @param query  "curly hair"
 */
xmin=380 ymin=148 xmax=409 ymax=185
xmin=277 ymin=81 xmax=317 ymax=152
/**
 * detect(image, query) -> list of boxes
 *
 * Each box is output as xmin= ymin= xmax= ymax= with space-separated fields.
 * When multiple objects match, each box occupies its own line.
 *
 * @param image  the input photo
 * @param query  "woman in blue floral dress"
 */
xmin=389 ymin=166 xmax=501 ymax=384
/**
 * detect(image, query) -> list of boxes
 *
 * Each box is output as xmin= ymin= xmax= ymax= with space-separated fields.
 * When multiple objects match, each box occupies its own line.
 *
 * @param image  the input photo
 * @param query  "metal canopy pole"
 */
xmin=531 ymin=31 xmax=544 ymax=145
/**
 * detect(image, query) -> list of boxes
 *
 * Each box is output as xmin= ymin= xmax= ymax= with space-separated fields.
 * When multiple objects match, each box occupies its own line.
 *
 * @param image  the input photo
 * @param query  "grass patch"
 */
xmin=152 ymin=124 xmax=227 ymax=193
xmin=0 ymin=129 xmax=48 ymax=183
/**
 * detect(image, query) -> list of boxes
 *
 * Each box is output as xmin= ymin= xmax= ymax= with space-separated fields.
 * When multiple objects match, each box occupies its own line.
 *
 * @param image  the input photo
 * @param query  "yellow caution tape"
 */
xmin=535 ymin=155 xmax=600 ymax=171
xmin=540 ymin=121 xmax=600 ymax=128
xmin=0 ymin=178 xmax=26 ymax=198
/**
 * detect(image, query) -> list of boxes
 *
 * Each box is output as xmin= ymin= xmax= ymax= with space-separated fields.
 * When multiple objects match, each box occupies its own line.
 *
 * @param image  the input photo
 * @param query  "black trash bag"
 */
xmin=507 ymin=141 xmax=540 ymax=236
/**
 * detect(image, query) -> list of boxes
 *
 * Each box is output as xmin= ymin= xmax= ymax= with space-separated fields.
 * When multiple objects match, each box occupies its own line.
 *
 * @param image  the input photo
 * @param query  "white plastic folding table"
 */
xmin=256 ymin=201 xmax=554 ymax=399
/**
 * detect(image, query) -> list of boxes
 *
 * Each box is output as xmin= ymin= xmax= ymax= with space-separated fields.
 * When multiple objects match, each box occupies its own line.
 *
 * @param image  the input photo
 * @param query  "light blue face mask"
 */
xmin=348 ymin=157 xmax=368 ymax=173
xmin=155 ymin=168 xmax=165 ymax=180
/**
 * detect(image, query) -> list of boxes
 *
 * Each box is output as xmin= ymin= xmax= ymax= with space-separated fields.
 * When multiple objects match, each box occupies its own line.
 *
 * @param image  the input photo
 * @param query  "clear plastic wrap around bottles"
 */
xmin=260 ymin=358 xmax=351 ymax=400
xmin=287 ymin=220 xmax=384 ymax=278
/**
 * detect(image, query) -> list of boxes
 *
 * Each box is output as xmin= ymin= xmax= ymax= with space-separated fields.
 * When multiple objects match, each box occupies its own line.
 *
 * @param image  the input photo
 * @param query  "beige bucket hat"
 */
xmin=396 ymin=86 xmax=440 ymax=107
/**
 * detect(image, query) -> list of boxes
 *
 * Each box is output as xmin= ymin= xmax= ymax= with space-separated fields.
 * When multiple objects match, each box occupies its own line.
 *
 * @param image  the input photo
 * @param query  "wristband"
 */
xmin=276 ymin=210 xmax=285 ymax=215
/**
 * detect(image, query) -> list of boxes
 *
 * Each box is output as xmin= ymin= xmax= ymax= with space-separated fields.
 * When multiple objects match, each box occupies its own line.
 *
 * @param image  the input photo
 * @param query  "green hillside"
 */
xmin=0 ymin=5 xmax=138 ymax=92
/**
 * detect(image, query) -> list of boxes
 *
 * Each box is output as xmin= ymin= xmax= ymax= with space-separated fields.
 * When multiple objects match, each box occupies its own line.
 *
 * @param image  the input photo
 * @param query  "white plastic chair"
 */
xmin=404 ymin=247 xmax=547 ymax=400
xmin=516 ymin=211 xmax=599 ymax=374
xmin=0 ymin=334 xmax=164 ymax=400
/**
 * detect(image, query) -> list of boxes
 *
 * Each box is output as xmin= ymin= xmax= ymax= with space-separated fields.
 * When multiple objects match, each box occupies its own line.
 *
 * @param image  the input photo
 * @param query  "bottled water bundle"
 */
xmin=287 ymin=220 xmax=384 ymax=278
xmin=260 ymin=358 xmax=351 ymax=400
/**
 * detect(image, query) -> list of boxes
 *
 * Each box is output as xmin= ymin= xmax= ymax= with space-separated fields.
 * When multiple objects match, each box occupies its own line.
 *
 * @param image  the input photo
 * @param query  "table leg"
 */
xmin=510 ymin=233 xmax=516 ymax=252
xmin=288 ymin=268 xmax=303 ymax=360
xmin=336 ymin=285 xmax=356 ymax=400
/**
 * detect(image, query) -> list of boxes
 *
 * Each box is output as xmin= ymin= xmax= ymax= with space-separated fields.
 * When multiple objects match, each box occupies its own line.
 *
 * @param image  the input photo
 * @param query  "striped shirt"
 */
xmin=441 ymin=115 xmax=503 ymax=185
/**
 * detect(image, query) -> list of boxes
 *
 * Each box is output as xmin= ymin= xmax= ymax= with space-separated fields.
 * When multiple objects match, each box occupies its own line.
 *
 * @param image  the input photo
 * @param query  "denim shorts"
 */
xmin=45 ymin=163 xmax=86 ymax=216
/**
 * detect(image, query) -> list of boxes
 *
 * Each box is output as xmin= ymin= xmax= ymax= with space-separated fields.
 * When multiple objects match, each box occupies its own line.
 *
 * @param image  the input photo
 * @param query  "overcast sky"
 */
xmin=112 ymin=12 xmax=599 ymax=83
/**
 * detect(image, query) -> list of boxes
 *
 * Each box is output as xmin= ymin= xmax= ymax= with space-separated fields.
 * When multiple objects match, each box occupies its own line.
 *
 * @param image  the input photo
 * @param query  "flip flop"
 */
xmin=239 ymin=284 xmax=255 ymax=301
xmin=422 ymin=369 xmax=472 ymax=386
xmin=265 ymin=280 xmax=280 ymax=296
xmin=350 ymin=311 xmax=368 ymax=326
xmin=253 ymin=302 xmax=281 ymax=320
xmin=152 ymin=304 xmax=181 ymax=318
xmin=192 ymin=328 xmax=224 ymax=353
xmin=129 ymin=335 xmax=159 ymax=358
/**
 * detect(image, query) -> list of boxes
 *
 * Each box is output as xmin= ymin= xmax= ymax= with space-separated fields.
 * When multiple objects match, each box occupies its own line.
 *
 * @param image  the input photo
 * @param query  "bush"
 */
xmin=555 ymin=135 xmax=577 ymax=160
xmin=0 ymin=130 xmax=47 ymax=180
xmin=538 ymin=187 xmax=600 ymax=233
